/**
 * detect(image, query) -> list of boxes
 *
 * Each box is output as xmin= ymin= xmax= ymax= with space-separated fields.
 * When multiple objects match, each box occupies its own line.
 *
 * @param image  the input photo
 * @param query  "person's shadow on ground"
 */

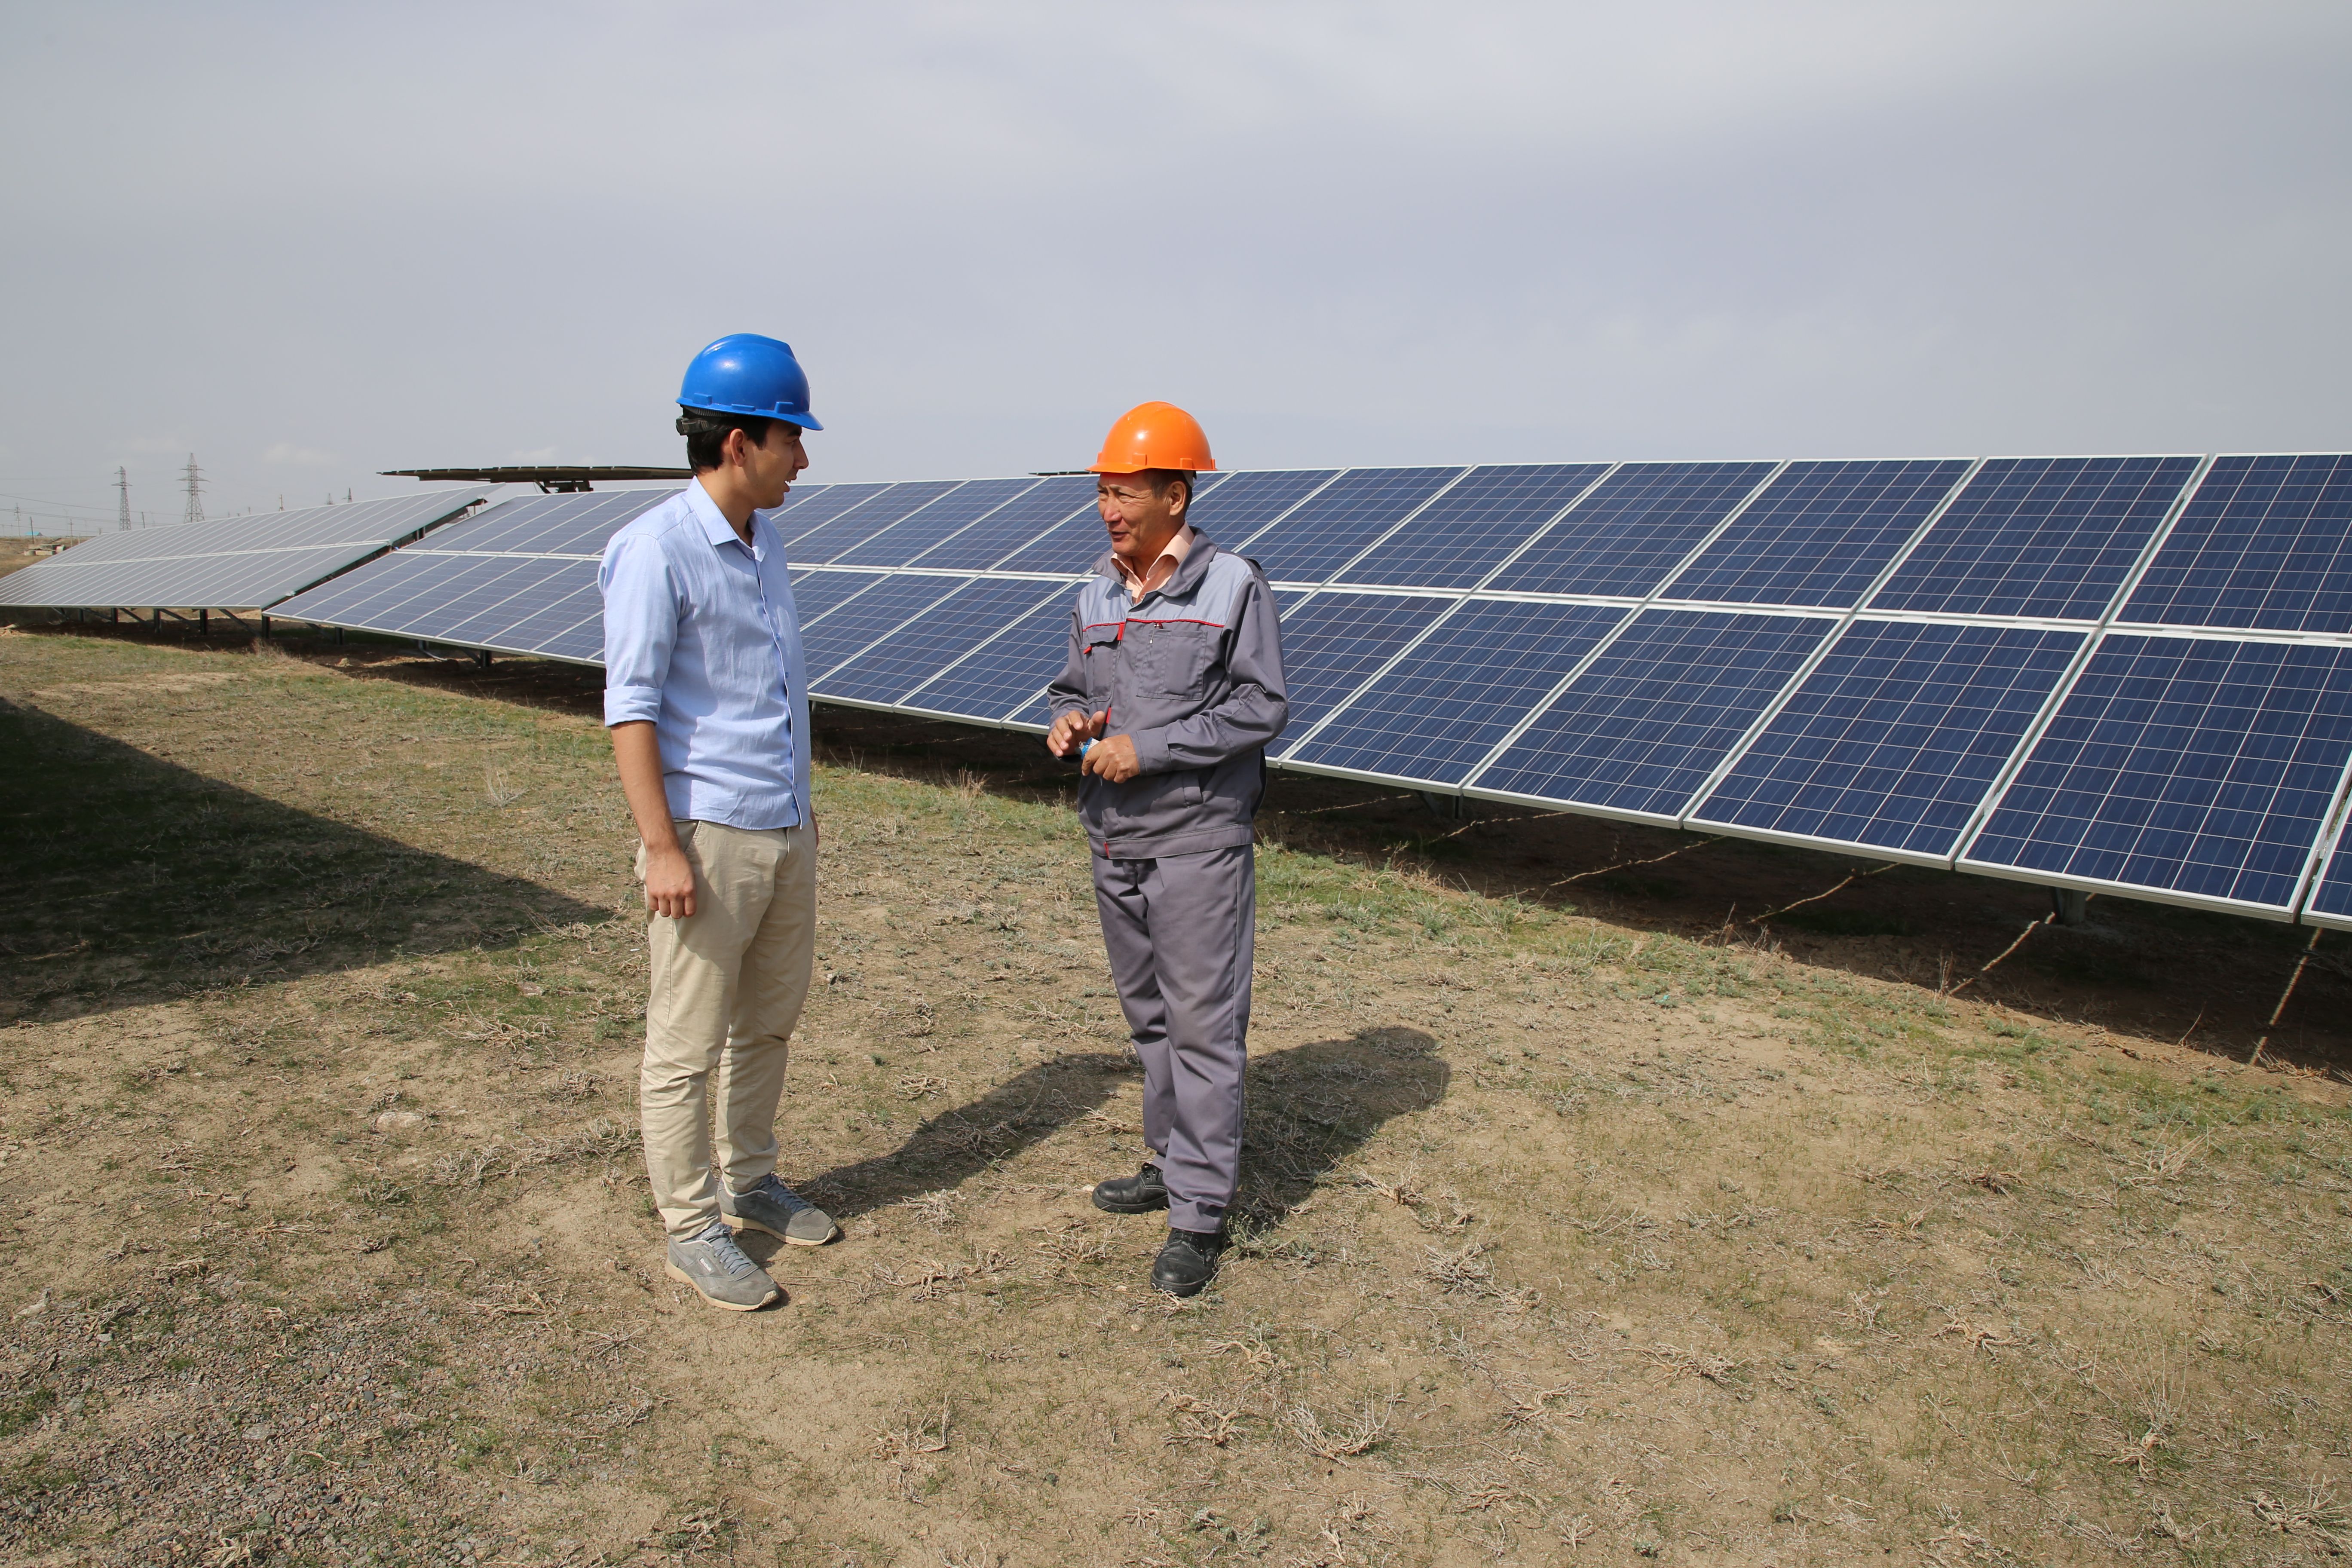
xmin=798 ymin=1026 xmax=1448 ymax=1230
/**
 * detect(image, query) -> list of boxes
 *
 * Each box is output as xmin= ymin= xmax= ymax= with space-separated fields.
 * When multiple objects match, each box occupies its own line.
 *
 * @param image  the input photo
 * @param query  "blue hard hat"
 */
xmin=678 ymin=334 xmax=823 ymax=430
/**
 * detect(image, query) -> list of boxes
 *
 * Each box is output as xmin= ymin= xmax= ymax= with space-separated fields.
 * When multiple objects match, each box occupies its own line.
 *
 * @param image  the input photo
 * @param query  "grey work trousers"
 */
xmin=1092 ymin=843 xmax=1255 ymax=1235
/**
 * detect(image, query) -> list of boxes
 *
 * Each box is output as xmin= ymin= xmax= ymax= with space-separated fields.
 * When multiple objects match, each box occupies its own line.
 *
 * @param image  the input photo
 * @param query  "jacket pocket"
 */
xmin=1128 ymin=618 xmax=1216 ymax=698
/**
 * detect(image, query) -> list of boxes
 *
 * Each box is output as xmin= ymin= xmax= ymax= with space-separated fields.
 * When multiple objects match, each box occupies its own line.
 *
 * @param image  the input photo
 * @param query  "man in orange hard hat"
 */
xmin=1046 ymin=403 xmax=1289 ymax=1297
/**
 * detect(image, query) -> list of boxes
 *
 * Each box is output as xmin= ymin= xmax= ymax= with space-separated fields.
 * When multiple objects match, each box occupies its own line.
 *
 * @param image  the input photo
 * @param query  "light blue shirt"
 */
xmin=598 ymin=479 xmax=810 ymax=830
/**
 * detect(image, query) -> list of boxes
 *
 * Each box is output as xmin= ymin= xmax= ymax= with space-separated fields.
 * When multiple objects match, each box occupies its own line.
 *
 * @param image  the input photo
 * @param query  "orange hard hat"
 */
xmin=1089 ymin=401 xmax=1217 ymax=475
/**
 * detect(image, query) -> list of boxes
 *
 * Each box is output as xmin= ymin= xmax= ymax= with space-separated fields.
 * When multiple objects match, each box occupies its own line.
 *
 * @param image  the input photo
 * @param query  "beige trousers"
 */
xmin=638 ymin=818 xmax=817 ymax=1240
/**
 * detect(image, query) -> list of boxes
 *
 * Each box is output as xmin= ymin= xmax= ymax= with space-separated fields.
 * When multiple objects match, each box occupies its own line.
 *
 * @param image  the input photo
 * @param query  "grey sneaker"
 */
xmin=720 ymin=1173 xmax=840 ymax=1247
xmin=665 ymin=1221 xmax=781 ymax=1311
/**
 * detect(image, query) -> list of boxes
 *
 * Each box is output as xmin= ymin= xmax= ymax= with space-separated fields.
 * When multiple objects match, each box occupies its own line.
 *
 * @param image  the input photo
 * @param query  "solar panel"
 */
xmin=1332 ymin=464 xmax=1612 ymax=589
xmin=785 ymin=480 xmax=964 ymax=566
xmin=2118 ymin=454 xmax=2352 ymax=632
xmin=1470 ymin=609 xmax=1838 ymax=821
xmin=900 ymin=591 xmax=1080 ymax=725
xmin=1958 ymin=634 xmax=2352 ymax=916
xmin=1266 ymin=591 xmax=1455 ymax=735
xmin=1689 ymin=621 xmax=2086 ymax=860
xmin=809 ymin=577 xmax=1068 ymax=706
xmin=1283 ymin=600 xmax=1629 ymax=784
xmin=273 ymin=490 xmax=671 ymax=658
xmin=910 ymin=475 xmax=1099 ymax=572
xmin=785 ymin=568 xmax=894 ymax=628
xmin=795 ymin=573 xmax=963 ymax=677
xmin=1661 ymin=459 xmax=1970 ymax=608
xmin=416 ymin=490 xmax=668 ymax=557
xmin=1483 ymin=462 xmax=1779 ymax=597
xmin=829 ymin=478 xmax=1044 ymax=568
xmin=276 ymin=554 xmax=590 ymax=658
xmin=256 ymin=452 xmax=2352 ymax=927
xmin=1241 ymin=467 xmax=1465 ymax=585
xmin=1871 ymin=456 xmax=2201 ymax=620
xmin=772 ymin=482 xmax=895 ymax=546
xmin=0 ymin=490 xmax=491 ymax=610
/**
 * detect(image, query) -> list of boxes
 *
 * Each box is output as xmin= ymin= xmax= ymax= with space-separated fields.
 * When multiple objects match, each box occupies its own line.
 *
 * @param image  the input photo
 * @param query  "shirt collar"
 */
xmin=1117 ymin=524 xmax=1195 ymax=596
xmin=686 ymin=477 xmax=757 ymax=554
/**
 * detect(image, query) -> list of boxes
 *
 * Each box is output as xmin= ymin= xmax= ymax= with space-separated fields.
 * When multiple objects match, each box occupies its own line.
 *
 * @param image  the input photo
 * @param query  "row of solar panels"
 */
xmin=0 ymin=490 xmax=496 ymax=611
xmin=12 ymin=451 xmax=2352 ymax=931
xmin=257 ymin=452 xmax=2352 ymax=931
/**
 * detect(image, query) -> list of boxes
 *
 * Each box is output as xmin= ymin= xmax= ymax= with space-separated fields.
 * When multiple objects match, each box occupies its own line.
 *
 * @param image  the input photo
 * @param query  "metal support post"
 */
xmin=2050 ymin=887 xmax=2089 ymax=926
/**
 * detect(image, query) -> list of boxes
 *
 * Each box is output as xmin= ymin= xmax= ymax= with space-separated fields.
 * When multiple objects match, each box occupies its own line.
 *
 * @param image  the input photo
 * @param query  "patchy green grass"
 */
xmin=0 ymin=631 xmax=2348 ymax=1567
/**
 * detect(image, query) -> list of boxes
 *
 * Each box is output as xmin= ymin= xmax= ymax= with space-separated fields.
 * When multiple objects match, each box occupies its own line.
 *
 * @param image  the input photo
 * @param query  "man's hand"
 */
xmin=1081 ymin=732 xmax=1142 ymax=783
xmin=1049 ymin=708 xmax=1106 ymax=759
xmin=643 ymin=842 xmax=697 ymax=919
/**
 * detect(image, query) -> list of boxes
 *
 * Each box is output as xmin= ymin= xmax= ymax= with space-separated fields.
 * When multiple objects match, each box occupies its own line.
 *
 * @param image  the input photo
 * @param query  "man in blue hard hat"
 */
xmin=598 ymin=334 xmax=837 ymax=1312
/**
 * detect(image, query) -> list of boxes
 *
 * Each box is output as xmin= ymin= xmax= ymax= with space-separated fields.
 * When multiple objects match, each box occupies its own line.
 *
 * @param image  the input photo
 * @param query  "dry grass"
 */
xmin=0 ymin=630 xmax=2349 ymax=1566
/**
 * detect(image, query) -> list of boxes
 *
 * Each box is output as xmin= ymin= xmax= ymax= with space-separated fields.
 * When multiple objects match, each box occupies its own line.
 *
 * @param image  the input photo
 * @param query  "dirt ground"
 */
xmin=3 ymin=624 xmax=2349 ymax=1568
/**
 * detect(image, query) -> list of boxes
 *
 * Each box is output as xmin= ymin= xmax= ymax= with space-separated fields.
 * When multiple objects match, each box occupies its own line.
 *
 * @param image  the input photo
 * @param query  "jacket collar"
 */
xmin=1094 ymin=534 xmax=1220 ymax=604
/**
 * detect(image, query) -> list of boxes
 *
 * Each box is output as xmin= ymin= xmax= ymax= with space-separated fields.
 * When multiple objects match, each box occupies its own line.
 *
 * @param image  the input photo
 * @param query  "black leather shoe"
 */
xmin=1151 ymin=1228 xmax=1224 ymax=1297
xmin=1092 ymin=1161 xmax=1170 ymax=1214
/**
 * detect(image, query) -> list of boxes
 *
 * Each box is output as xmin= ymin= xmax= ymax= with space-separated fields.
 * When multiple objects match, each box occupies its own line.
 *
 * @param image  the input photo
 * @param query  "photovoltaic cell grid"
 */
xmin=262 ymin=453 xmax=2352 ymax=925
xmin=1662 ymin=459 xmax=1970 ymax=608
xmin=1283 ymin=600 xmax=1629 ymax=784
xmin=1872 ymin=456 xmax=2201 ymax=620
xmin=0 ymin=489 xmax=492 ymax=610
xmin=1332 ymin=464 xmax=1610 ymax=589
xmin=1244 ymin=467 xmax=1464 ymax=585
xmin=900 ymin=593 xmax=1079 ymax=725
xmin=1959 ymin=636 xmax=2352 ymax=914
xmin=272 ymin=490 xmax=672 ymax=662
xmin=1269 ymin=592 xmax=1454 ymax=735
xmin=1476 ymin=609 xmax=1838 ymax=822
xmin=810 ymin=577 xmax=1066 ymax=707
xmin=1485 ymin=461 xmax=1778 ymax=597
xmin=2119 ymin=454 xmax=2352 ymax=632
xmin=830 ymin=478 xmax=1043 ymax=568
xmin=1689 ymin=621 xmax=2086 ymax=860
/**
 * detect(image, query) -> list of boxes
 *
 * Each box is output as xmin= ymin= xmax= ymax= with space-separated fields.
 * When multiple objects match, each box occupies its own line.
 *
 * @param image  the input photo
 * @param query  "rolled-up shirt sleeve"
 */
xmin=599 ymin=533 xmax=677 ymax=728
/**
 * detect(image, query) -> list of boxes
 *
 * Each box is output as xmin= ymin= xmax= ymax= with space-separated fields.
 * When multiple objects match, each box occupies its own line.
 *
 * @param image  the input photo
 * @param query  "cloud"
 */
xmin=261 ymin=442 xmax=337 ymax=467
xmin=1 ymin=3 xmax=2346 ymax=514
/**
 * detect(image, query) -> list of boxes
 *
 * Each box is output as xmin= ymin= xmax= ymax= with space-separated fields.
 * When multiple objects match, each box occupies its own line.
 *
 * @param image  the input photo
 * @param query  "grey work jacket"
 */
xmin=1046 ymin=538 xmax=1289 ymax=860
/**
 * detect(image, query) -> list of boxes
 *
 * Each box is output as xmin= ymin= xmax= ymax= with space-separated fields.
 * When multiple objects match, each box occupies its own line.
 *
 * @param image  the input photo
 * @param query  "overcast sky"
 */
xmin=3 ymin=2 xmax=2348 ymax=527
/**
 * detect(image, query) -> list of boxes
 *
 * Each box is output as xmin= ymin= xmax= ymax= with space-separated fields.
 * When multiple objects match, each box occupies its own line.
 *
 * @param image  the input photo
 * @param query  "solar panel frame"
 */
xmin=1278 ymin=598 xmax=1633 ymax=787
xmin=1326 ymin=463 xmax=1614 ymax=590
xmin=1659 ymin=458 xmax=1975 ymax=609
xmin=769 ymin=482 xmax=899 ymax=548
xmin=0 ymin=489 xmax=493 ymax=610
xmin=1955 ymin=631 xmax=2352 ymax=919
xmin=1262 ymin=589 xmax=1458 ymax=739
xmin=2116 ymin=453 xmax=2352 ymax=633
xmin=1239 ymin=467 xmax=1469 ymax=587
xmin=896 ymin=586 xmax=1090 ymax=728
xmin=1465 ymin=606 xmax=1844 ymax=824
xmin=1481 ymin=461 xmax=1784 ymax=598
xmin=804 ymin=576 xmax=1072 ymax=708
xmin=903 ymin=475 xmax=1099 ymax=572
xmin=1685 ymin=620 xmax=2090 ymax=865
xmin=826 ymin=478 xmax=1045 ymax=569
xmin=1869 ymin=455 xmax=2205 ymax=621
xmin=784 ymin=480 xmax=965 ymax=566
